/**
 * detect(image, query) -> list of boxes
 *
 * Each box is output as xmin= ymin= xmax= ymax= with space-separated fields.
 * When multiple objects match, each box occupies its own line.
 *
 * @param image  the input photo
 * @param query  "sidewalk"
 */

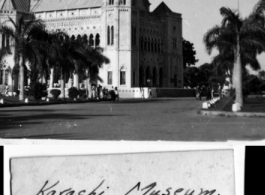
xmin=0 ymin=94 xmax=96 ymax=107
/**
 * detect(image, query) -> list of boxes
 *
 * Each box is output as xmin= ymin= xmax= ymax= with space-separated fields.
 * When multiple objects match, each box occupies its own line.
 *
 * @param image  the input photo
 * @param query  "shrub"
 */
xmin=79 ymin=89 xmax=87 ymax=98
xmin=68 ymin=87 xmax=79 ymax=99
xmin=15 ymin=90 xmax=20 ymax=97
xmin=30 ymin=83 xmax=48 ymax=100
xmin=50 ymin=89 xmax=61 ymax=99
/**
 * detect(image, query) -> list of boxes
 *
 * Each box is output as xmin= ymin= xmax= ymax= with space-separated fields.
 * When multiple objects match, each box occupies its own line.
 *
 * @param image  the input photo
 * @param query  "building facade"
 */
xmin=0 ymin=0 xmax=183 ymax=93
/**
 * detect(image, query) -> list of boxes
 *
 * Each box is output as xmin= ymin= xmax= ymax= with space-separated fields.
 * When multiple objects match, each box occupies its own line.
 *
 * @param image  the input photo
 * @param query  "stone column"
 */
xmin=50 ymin=68 xmax=54 ymax=88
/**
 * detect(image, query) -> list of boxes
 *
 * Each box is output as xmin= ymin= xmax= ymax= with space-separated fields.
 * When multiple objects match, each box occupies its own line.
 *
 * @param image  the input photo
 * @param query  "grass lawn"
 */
xmin=208 ymin=95 xmax=265 ymax=113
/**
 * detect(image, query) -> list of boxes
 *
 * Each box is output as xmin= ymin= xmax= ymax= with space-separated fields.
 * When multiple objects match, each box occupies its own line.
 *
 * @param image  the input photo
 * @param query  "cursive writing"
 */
xmin=36 ymin=180 xmax=107 ymax=195
xmin=124 ymin=182 xmax=218 ymax=195
xmin=35 ymin=181 xmax=219 ymax=195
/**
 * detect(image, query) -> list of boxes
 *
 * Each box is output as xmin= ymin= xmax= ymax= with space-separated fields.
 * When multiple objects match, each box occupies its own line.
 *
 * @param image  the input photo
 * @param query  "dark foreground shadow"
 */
xmin=0 ymin=109 xmax=125 ymax=133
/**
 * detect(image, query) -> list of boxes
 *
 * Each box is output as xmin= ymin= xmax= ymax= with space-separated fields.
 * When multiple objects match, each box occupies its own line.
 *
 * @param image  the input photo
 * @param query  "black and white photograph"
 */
xmin=1 ymin=0 xmax=265 ymax=140
xmin=1 ymin=1 xmax=265 ymax=195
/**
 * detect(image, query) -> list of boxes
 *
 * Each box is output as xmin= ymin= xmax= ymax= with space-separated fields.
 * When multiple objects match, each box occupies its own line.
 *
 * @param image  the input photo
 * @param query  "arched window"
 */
xmin=77 ymin=34 xmax=81 ymax=41
xmin=153 ymin=67 xmax=157 ymax=87
xmin=140 ymin=37 xmax=143 ymax=51
xmin=159 ymin=68 xmax=163 ymax=87
xmin=139 ymin=66 xmax=144 ymax=87
xmin=89 ymin=34 xmax=94 ymax=46
xmin=95 ymin=34 xmax=100 ymax=46
xmin=151 ymin=38 xmax=154 ymax=52
xmin=107 ymin=26 xmax=110 ymax=45
xmin=158 ymin=39 xmax=161 ymax=53
xmin=83 ymin=34 xmax=88 ymax=44
xmin=71 ymin=35 xmax=75 ymax=41
xmin=111 ymin=26 xmax=114 ymax=45
xmin=154 ymin=39 xmax=157 ymax=53
xmin=144 ymin=37 xmax=147 ymax=51
xmin=148 ymin=38 xmax=151 ymax=52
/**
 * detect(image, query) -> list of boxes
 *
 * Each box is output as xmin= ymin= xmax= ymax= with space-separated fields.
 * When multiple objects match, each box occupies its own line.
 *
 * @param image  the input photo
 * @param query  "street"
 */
xmin=0 ymin=98 xmax=265 ymax=141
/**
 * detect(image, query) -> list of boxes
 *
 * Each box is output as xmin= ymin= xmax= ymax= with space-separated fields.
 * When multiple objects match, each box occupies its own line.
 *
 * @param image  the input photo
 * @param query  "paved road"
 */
xmin=0 ymin=98 xmax=265 ymax=141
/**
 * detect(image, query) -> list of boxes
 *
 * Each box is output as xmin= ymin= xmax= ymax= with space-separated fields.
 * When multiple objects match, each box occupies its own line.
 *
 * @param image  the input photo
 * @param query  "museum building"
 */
xmin=0 ymin=0 xmax=183 ymax=97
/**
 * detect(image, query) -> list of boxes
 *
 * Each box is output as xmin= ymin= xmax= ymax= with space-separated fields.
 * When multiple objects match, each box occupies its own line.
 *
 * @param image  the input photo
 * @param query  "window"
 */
xmin=89 ymin=34 xmax=94 ymax=46
xmin=148 ymin=38 xmax=151 ymax=52
xmin=107 ymin=26 xmax=110 ymax=45
xmin=120 ymin=71 xmax=126 ymax=85
xmin=111 ymin=26 xmax=114 ymax=45
xmin=133 ymin=71 xmax=136 ymax=86
xmin=108 ymin=71 xmax=112 ymax=85
xmin=119 ymin=0 xmax=126 ymax=5
xmin=95 ymin=34 xmax=100 ymax=46
xmin=109 ymin=0 xmax=114 ymax=5
xmin=140 ymin=37 xmax=143 ymax=51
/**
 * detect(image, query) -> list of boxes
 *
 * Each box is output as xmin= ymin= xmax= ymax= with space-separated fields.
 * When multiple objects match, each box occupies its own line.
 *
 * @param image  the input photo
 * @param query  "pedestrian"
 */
xmin=102 ymin=87 xmax=107 ymax=100
xmin=97 ymin=85 xmax=101 ymax=100
xmin=114 ymin=87 xmax=119 ymax=101
xmin=92 ymin=85 xmax=96 ymax=99
xmin=140 ymin=87 xmax=144 ymax=99
xmin=206 ymin=85 xmax=212 ymax=100
xmin=5 ymin=83 xmax=9 ymax=96
xmin=218 ymin=83 xmax=222 ymax=98
xmin=148 ymin=87 xmax=152 ymax=98
xmin=195 ymin=86 xmax=200 ymax=100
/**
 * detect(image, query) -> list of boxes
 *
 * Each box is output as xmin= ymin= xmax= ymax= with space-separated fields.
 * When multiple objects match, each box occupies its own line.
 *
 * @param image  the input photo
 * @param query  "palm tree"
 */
xmin=46 ymin=35 xmax=110 ymax=99
xmin=204 ymin=7 xmax=265 ymax=110
xmin=0 ymin=16 xmax=46 ymax=100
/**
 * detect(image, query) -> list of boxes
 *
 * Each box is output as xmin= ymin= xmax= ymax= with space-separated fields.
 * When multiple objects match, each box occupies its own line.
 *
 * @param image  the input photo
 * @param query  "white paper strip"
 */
xmin=11 ymin=150 xmax=234 ymax=195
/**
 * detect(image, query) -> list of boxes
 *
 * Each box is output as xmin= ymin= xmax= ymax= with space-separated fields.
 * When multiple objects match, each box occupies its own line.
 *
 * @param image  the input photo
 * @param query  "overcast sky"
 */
xmin=150 ymin=0 xmax=265 ymax=72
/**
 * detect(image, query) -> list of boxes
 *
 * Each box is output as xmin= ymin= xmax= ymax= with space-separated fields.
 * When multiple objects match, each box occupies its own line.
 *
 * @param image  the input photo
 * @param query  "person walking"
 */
xmin=206 ymin=85 xmax=212 ymax=100
xmin=148 ymin=87 xmax=152 ymax=98
xmin=92 ymin=85 xmax=96 ymax=99
xmin=114 ymin=87 xmax=119 ymax=101
xmin=5 ymin=83 xmax=9 ymax=96
xmin=140 ymin=87 xmax=144 ymax=99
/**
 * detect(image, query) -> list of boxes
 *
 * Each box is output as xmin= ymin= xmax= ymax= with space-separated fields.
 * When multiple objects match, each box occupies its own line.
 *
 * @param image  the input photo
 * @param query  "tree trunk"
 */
xmin=8 ymin=72 xmax=13 ymax=96
xmin=73 ymin=72 xmax=79 ymax=89
xmin=19 ymin=56 xmax=24 ymax=101
xmin=50 ymin=68 xmax=54 ymax=88
xmin=60 ymin=71 xmax=65 ymax=99
xmin=234 ymin=35 xmax=243 ymax=108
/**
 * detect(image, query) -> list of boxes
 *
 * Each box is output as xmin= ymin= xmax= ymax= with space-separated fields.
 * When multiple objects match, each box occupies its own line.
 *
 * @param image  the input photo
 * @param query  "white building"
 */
xmin=0 ymin=0 xmax=183 ymax=97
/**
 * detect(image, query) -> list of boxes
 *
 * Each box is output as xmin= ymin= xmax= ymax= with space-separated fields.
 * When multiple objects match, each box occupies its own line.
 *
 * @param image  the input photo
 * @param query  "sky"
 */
xmin=149 ymin=0 xmax=265 ymax=72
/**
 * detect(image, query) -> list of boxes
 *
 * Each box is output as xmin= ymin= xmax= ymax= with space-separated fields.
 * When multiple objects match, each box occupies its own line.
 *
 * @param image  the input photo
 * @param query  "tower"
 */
xmin=101 ymin=0 xmax=133 ymax=88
